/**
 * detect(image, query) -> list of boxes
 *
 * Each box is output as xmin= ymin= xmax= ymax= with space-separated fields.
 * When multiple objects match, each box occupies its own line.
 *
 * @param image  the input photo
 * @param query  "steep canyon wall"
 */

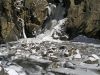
xmin=0 ymin=0 xmax=100 ymax=43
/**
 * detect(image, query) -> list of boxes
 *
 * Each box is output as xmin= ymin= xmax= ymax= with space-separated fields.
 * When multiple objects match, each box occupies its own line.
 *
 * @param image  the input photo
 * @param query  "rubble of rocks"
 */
xmin=0 ymin=39 xmax=100 ymax=75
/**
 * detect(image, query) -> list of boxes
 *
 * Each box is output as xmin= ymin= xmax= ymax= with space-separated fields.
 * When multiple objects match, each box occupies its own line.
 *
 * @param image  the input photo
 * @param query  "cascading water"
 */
xmin=18 ymin=18 xmax=27 ymax=39
xmin=16 ymin=1 xmax=68 ymax=43
xmin=35 ymin=2 xmax=69 ymax=42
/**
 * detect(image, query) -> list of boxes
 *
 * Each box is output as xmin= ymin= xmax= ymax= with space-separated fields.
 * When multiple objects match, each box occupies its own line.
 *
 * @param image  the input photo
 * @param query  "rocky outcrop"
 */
xmin=0 ymin=0 xmax=48 ymax=42
xmin=66 ymin=0 xmax=100 ymax=39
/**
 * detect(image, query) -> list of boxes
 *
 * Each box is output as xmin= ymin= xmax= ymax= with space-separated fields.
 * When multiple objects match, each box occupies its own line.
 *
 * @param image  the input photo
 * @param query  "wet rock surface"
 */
xmin=0 ymin=39 xmax=100 ymax=75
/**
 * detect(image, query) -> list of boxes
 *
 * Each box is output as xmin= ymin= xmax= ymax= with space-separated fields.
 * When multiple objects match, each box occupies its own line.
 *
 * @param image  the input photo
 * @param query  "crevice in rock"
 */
xmin=63 ymin=0 xmax=71 ymax=17
xmin=74 ymin=0 xmax=84 ymax=5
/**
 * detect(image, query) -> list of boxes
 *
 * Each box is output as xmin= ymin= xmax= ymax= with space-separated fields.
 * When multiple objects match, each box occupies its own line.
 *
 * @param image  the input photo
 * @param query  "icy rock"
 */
xmin=29 ymin=55 xmax=52 ymax=64
xmin=16 ymin=49 xmax=22 ymax=55
xmin=63 ymin=61 xmax=75 ymax=69
xmin=64 ymin=50 xmax=70 ymax=57
xmin=49 ymin=68 xmax=73 ymax=75
xmin=31 ymin=49 xmax=37 ymax=54
xmin=48 ymin=53 xmax=54 ymax=57
xmin=50 ymin=67 xmax=99 ymax=75
xmin=84 ymin=54 xmax=100 ymax=64
xmin=6 ymin=69 xmax=18 ymax=75
xmin=49 ymin=55 xmax=58 ymax=62
xmin=42 ymin=50 xmax=48 ymax=57
xmin=5 ymin=65 xmax=26 ymax=75
xmin=91 ymin=54 xmax=100 ymax=60
xmin=47 ymin=72 xmax=55 ymax=75
xmin=11 ymin=46 xmax=17 ymax=49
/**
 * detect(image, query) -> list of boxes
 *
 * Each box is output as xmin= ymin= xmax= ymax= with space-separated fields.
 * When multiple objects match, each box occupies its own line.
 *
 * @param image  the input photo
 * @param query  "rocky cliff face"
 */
xmin=66 ymin=0 xmax=100 ymax=39
xmin=0 ymin=0 xmax=48 ymax=43
xmin=0 ymin=0 xmax=100 ymax=43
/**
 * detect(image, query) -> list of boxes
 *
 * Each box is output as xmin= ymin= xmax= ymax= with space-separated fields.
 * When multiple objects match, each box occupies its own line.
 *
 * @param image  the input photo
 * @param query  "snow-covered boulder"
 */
xmin=84 ymin=54 xmax=100 ymax=64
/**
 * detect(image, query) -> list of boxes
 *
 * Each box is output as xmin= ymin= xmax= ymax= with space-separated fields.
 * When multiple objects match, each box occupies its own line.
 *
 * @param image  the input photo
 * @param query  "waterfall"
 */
xmin=21 ymin=19 xmax=27 ymax=39
xmin=18 ymin=18 xmax=27 ymax=39
xmin=16 ymin=2 xmax=68 ymax=43
xmin=35 ymin=2 xmax=68 ymax=42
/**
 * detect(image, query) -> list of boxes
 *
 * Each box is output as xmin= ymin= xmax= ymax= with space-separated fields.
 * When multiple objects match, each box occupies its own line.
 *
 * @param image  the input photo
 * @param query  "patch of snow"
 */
xmin=7 ymin=69 xmax=18 ymax=75
xmin=91 ymin=54 xmax=100 ymax=60
xmin=5 ymin=65 xmax=26 ymax=75
xmin=42 ymin=36 xmax=62 ymax=43
xmin=86 ymin=54 xmax=100 ymax=62
xmin=88 ymin=57 xmax=97 ymax=61
xmin=73 ymin=49 xmax=81 ymax=59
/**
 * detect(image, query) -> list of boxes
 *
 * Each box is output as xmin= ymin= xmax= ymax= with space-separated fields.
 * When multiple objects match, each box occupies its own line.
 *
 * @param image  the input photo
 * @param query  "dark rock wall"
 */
xmin=0 ymin=0 xmax=48 ymax=43
xmin=66 ymin=0 xmax=100 ymax=39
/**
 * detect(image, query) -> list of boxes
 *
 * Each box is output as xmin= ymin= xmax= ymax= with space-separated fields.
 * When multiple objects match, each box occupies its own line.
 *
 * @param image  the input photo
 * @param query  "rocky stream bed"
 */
xmin=0 ymin=38 xmax=100 ymax=75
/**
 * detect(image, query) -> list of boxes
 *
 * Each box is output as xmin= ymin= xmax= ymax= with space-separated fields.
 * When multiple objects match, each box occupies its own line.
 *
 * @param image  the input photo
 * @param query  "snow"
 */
xmin=42 ymin=36 xmax=62 ymax=43
xmin=7 ymin=69 xmax=18 ymax=75
xmin=73 ymin=49 xmax=81 ymax=59
xmin=88 ymin=54 xmax=100 ymax=61
xmin=88 ymin=57 xmax=96 ymax=61
xmin=5 ymin=65 xmax=26 ymax=75
xmin=91 ymin=54 xmax=100 ymax=60
xmin=87 ymin=54 xmax=100 ymax=61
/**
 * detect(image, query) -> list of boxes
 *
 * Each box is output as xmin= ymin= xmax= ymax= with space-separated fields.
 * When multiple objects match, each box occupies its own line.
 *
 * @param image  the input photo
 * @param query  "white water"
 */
xmin=18 ymin=3 xmax=100 ymax=46
xmin=26 ymin=3 xmax=68 ymax=43
xmin=36 ymin=18 xmax=68 ymax=42
xmin=15 ymin=2 xmax=68 ymax=43
xmin=18 ymin=3 xmax=69 ymax=44
xmin=18 ymin=18 xmax=27 ymax=39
